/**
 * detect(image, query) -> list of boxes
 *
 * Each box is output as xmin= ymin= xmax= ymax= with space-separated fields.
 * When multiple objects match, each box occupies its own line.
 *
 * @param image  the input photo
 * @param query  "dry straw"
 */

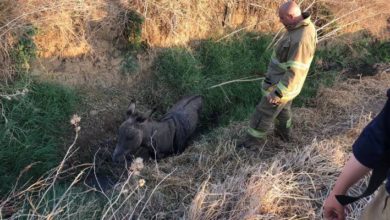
xmin=0 ymin=0 xmax=388 ymax=83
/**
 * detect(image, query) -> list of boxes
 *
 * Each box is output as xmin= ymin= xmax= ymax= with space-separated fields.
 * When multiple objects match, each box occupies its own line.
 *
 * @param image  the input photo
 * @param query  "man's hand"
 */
xmin=322 ymin=154 xmax=370 ymax=220
xmin=266 ymin=92 xmax=281 ymax=105
xmin=323 ymin=192 xmax=346 ymax=220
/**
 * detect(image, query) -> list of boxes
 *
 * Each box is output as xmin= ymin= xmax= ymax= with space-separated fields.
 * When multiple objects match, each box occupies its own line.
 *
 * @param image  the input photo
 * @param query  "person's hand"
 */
xmin=266 ymin=92 xmax=281 ymax=105
xmin=323 ymin=192 xmax=346 ymax=220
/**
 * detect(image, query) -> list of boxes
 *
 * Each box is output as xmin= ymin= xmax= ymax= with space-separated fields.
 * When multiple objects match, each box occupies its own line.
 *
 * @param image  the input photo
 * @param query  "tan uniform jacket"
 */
xmin=263 ymin=12 xmax=317 ymax=101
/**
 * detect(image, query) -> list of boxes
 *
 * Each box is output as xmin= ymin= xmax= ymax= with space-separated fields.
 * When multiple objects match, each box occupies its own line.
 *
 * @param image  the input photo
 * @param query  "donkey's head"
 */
xmin=112 ymin=102 xmax=153 ymax=162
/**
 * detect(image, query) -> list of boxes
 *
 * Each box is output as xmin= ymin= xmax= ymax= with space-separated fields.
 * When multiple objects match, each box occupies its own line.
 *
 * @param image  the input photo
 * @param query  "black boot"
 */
xmin=274 ymin=127 xmax=292 ymax=142
xmin=236 ymin=134 xmax=266 ymax=150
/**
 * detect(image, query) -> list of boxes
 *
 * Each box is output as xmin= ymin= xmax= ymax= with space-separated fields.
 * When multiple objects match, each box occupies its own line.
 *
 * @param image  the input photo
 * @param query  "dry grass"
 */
xmin=124 ymin=0 xmax=390 ymax=47
xmin=0 ymin=0 xmax=18 ymax=82
xmin=0 ymin=0 xmax=388 ymax=84
xmin=184 ymin=67 xmax=390 ymax=219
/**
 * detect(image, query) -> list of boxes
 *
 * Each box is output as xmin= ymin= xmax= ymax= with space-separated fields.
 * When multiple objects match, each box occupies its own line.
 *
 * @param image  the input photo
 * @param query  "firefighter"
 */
xmin=238 ymin=1 xmax=317 ymax=149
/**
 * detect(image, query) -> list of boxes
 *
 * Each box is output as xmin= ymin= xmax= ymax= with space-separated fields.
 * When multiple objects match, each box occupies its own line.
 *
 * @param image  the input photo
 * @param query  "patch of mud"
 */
xmin=83 ymin=139 xmax=120 ymax=192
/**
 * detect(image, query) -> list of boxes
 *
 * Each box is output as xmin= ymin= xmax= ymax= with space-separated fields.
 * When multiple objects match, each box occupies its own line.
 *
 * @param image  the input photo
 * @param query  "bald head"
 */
xmin=278 ymin=1 xmax=303 ymax=28
xmin=279 ymin=1 xmax=301 ymax=17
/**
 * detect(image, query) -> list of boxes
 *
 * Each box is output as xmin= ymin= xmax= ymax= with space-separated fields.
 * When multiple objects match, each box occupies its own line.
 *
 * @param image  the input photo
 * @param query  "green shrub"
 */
xmin=11 ymin=26 xmax=37 ymax=73
xmin=0 ymin=79 xmax=78 ymax=195
xmin=366 ymin=40 xmax=390 ymax=64
xmin=120 ymin=10 xmax=145 ymax=74
xmin=122 ymin=10 xmax=144 ymax=51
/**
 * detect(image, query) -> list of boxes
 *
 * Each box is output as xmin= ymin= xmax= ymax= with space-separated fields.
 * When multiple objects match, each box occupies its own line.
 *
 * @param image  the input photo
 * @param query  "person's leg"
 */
xmin=238 ymin=96 xmax=287 ymax=148
xmin=359 ymin=185 xmax=390 ymax=220
xmin=274 ymin=100 xmax=292 ymax=141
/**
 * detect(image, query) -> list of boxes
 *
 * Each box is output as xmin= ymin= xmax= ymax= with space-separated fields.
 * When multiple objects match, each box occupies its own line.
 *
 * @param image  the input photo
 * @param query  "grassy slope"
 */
xmin=0 ymin=27 xmax=79 ymax=195
xmin=0 ymin=79 xmax=78 ymax=195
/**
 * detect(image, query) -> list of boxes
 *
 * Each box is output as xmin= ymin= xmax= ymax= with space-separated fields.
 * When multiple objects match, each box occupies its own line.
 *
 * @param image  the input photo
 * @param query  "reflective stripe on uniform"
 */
xmin=276 ymin=81 xmax=303 ymax=100
xmin=271 ymin=53 xmax=288 ymax=71
xmin=248 ymin=127 xmax=266 ymax=139
xmin=286 ymin=118 xmax=292 ymax=128
xmin=286 ymin=60 xmax=311 ymax=70
xmin=276 ymin=81 xmax=289 ymax=94
xmin=271 ymin=53 xmax=311 ymax=71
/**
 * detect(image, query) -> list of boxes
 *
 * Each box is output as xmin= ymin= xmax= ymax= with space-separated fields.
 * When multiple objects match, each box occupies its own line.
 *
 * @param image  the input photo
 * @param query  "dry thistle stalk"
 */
xmin=138 ymin=179 xmax=145 ymax=187
xmin=70 ymin=114 xmax=81 ymax=132
xmin=129 ymin=157 xmax=144 ymax=175
xmin=70 ymin=114 xmax=81 ymax=125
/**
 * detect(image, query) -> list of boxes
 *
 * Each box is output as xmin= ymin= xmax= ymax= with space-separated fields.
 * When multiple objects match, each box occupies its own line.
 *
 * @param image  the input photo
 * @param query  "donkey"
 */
xmin=112 ymin=95 xmax=203 ymax=162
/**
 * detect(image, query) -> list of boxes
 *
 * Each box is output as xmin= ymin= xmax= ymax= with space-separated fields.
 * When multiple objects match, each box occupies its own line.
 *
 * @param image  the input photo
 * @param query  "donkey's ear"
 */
xmin=145 ymin=107 xmax=157 ymax=119
xmin=127 ymin=102 xmax=136 ymax=116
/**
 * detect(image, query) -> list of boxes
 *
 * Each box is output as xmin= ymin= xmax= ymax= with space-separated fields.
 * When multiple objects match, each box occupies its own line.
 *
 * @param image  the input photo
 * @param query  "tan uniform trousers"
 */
xmin=248 ymin=95 xmax=292 ymax=139
xmin=359 ymin=185 xmax=390 ymax=220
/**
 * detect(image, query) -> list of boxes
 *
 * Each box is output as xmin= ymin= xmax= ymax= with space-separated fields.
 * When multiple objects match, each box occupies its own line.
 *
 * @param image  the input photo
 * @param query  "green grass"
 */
xmin=153 ymin=33 xmax=272 ymax=126
xmin=0 ymin=79 xmax=79 ymax=195
xmin=313 ymin=33 xmax=390 ymax=74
